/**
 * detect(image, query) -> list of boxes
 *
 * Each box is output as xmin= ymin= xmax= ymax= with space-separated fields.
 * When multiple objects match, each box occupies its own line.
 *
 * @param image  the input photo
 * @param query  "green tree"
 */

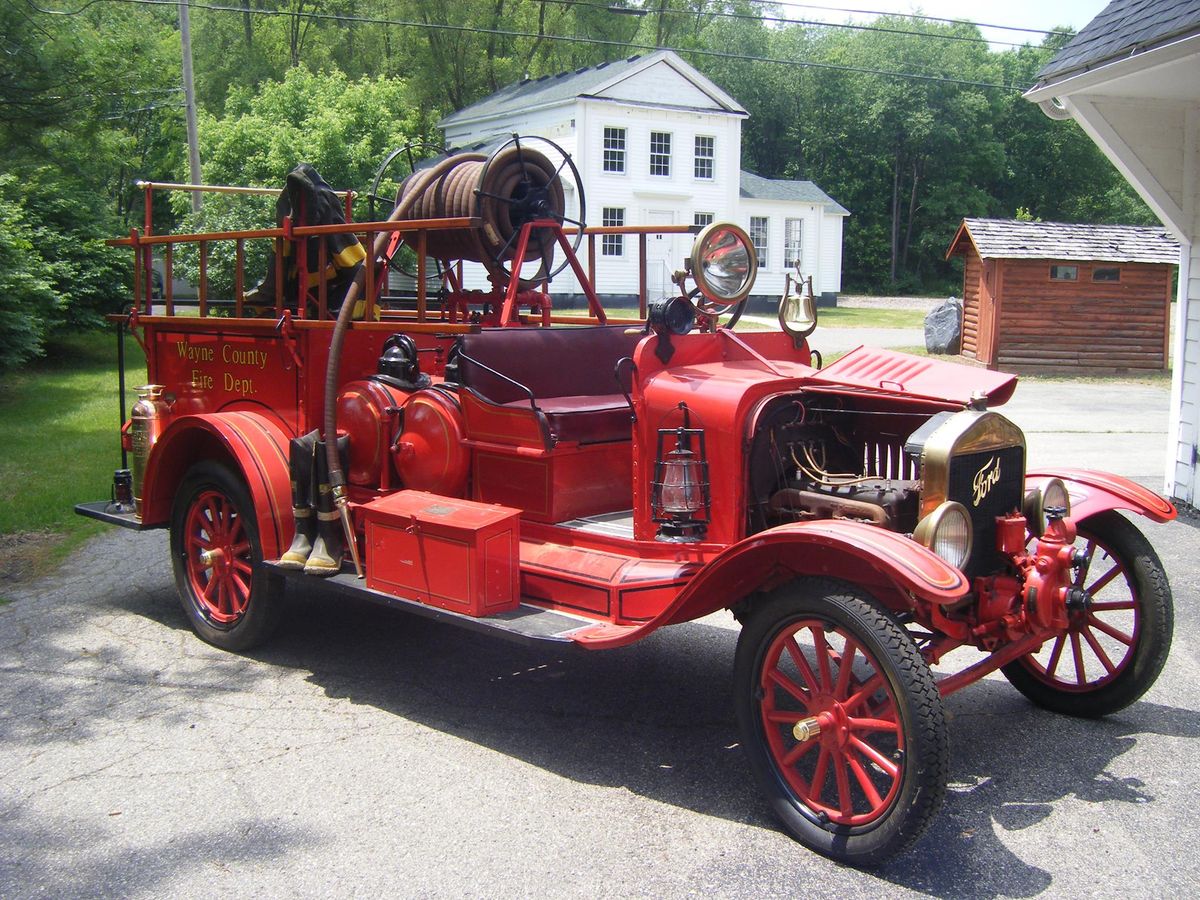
xmin=0 ymin=178 xmax=60 ymax=371
xmin=171 ymin=67 xmax=426 ymax=298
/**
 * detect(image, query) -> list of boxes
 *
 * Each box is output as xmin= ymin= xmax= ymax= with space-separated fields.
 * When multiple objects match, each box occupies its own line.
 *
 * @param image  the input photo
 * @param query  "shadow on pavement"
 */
xmin=246 ymin=589 xmax=1200 ymax=896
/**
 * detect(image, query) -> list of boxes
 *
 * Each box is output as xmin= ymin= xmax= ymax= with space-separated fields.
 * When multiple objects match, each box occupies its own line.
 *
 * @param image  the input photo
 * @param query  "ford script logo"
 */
xmin=972 ymin=456 xmax=1001 ymax=507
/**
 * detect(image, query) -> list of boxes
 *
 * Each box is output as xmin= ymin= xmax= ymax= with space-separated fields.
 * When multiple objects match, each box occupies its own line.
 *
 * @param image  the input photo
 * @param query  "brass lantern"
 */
xmin=651 ymin=403 xmax=711 ymax=542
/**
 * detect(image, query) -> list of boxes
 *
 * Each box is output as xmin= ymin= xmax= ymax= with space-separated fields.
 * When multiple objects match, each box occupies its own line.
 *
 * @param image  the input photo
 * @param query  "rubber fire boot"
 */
xmin=304 ymin=435 xmax=350 ymax=577
xmin=278 ymin=429 xmax=320 ymax=569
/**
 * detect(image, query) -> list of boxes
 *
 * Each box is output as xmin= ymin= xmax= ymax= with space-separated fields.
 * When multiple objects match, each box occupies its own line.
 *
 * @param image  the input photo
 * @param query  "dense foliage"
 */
xmin=0 ymin=0 xmax=1154 ymax=370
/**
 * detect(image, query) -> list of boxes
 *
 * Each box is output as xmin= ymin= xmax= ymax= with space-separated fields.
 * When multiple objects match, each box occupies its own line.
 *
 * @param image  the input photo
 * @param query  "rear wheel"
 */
xmin=734 ymin=579 xmax=947 ymax=866
xmin=170 ymin=461 xmax=281 ymax=651
xmin=1001 ymin=511 xmax=1172 ymax=717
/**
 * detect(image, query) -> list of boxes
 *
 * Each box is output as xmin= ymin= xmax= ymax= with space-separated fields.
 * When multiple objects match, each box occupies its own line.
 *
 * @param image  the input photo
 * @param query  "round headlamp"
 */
xmin=913 ymin=501 xmax=973 ymax=570
xmin=1022 ymin=477 xmax=1071 ymax=537
xmin=690 ymin=222 xmax=757 ymax=305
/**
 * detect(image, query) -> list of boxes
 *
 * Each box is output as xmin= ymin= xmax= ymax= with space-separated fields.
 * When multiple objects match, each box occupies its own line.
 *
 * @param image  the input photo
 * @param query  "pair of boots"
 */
xmin=279 ymin=430 xmax=348 ymax=576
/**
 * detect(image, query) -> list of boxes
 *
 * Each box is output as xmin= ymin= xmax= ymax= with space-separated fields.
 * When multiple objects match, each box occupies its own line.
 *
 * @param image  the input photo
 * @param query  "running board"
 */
xmin=74 ymin=500 xmax=157 ymax=531
xmin=265 ymin=562 xmax=599 ymax=646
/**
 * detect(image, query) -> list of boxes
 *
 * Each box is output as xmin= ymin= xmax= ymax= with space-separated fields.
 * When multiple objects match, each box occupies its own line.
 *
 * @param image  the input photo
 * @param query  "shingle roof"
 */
xmin=440 ymin=50 xmax=743 ymax=127
xmin=950 ymin=218 xmax=1180 ymax=263
xmin=739 ymin=171 xmax=850 ymax=215
xmin=1036 ymin=0 xmax=1200 ymax=82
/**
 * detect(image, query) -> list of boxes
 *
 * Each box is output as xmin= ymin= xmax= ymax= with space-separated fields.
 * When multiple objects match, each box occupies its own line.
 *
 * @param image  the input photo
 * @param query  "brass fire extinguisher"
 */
xmin=130 ymin=384 xmax=168 ymax=517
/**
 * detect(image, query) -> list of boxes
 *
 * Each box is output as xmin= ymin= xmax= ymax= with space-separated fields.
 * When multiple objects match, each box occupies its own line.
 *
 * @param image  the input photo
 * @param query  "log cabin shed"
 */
xmin=1023 ymin=0 xmax=1199 ymax=507
xmin=945 ymin=218 xmax=1179 ymax=373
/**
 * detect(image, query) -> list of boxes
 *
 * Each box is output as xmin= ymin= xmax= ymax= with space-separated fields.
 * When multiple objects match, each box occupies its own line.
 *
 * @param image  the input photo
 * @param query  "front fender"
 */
xmin=571 ymin=520 xmax=969 ymax=650
xmin=1026 ymin=468 xmax=1176 ymax=525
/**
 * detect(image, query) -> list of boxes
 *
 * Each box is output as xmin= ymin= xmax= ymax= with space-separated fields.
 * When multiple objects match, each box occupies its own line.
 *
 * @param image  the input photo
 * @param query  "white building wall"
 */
xmin=1171 ymin=238 xmax=1199 ymax=503
xmin=574 ymin=99 xmax=744 ymax=298
xmin=741 ymin=199 xmax=846 ymax=298
xmin=439 ymin=60 xmax=844 ymax=308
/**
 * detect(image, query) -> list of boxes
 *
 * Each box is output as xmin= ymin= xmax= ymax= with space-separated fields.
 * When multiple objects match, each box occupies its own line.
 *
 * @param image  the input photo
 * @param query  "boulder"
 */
xmin=925 ymin=296 xmax=963 ymax=355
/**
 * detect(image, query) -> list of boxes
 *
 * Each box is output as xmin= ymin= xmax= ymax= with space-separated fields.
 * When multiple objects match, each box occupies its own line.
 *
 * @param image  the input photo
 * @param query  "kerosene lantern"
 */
xmin=651 ymin=402 xmax=711 ymax=542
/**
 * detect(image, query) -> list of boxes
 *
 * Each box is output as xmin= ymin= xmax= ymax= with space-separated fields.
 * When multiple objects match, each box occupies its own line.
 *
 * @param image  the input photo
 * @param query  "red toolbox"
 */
xmin=361 ymin=491 xmax=521 ymax=617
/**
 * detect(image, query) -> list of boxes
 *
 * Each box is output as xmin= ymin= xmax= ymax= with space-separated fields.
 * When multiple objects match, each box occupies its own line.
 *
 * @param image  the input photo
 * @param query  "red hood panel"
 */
xmin=808 ymin=347 xmax=1018 ymax=406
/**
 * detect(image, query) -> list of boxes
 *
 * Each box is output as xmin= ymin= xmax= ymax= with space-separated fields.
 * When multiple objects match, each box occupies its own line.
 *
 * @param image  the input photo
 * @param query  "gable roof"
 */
xmin=739 ymin=171 xmax=850 ymax=215
xmin=946 ymin=218 xmax=1180 ymax=263
xmin=440 ymin=50 xmax=745 ymax=128
xmin=1035 ymin=0 xmax=1200 ymax=83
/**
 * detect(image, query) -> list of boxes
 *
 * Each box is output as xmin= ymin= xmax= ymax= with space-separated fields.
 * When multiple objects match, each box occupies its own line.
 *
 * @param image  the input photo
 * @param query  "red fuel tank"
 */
xmin=392 ymin=388 xmax=469 ymax=498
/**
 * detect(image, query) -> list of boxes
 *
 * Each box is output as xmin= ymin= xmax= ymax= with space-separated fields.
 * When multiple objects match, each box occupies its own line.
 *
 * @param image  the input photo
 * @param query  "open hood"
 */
xmin=807 ymin=346 xmax=1018 ymax=407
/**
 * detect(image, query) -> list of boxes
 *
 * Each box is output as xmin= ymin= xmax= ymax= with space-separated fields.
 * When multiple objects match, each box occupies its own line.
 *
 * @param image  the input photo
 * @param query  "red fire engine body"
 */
xmin=78 ymin=145 xmax=1177 ymax=865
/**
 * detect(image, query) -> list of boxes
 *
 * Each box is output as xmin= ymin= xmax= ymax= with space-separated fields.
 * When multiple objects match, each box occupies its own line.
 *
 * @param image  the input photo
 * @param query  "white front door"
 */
xmin=645 ymin=209 xmax=676 ymax=299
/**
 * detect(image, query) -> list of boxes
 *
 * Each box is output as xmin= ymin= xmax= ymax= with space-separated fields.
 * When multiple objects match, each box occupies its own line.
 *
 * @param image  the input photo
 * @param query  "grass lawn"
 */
xmin=815 ymin=306 xmax=926 ymax=329
xmin=0 ymin=330 xmax=145 ymax=581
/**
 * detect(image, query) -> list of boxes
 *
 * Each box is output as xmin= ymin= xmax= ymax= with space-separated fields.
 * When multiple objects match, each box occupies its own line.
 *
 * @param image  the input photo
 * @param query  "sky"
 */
xmin=776 ymin=1 xmax=1111 ymax=50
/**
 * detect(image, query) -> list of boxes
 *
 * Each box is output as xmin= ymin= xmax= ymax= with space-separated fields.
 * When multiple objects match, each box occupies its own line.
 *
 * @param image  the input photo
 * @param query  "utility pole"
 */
xmin=179 ymin=1 xmax=203 ymax=212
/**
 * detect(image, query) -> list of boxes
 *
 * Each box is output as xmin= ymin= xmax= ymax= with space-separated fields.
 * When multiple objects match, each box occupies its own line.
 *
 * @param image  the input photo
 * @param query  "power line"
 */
xmin=741 ymin=1 xmax=1075 ymax=38
xmin=538 ymin=0 xmax=1036 ymax=49
xmin=26 ymin=0 xmax=1035 ymax=91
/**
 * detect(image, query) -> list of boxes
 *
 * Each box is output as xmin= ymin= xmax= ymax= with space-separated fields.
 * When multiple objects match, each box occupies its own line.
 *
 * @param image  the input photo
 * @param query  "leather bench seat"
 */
xmin=503 ymin=394 xmax=632 ymax=444
xmin=459 ymin=326 xmax=643 ymax=445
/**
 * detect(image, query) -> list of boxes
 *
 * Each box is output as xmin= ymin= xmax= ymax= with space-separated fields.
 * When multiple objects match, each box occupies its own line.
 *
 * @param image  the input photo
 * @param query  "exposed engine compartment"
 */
xmin=746 ymin=393 xmax=934 ymax=536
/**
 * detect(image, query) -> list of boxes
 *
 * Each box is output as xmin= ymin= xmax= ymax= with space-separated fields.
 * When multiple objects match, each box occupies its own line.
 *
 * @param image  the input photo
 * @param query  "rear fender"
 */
xmin=571 ymin=520 xmax=969 ymax=650
xmin=141 ymin=412 xmax=293 ymax=558
xmin=1026 ymin=468 xmax=1176 ymax=524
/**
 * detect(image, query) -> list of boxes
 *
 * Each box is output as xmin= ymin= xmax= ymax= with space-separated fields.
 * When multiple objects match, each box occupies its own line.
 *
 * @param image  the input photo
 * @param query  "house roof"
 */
xmin=440 ymin=50 xmax=745 ymax=128
xmin=739 ymin=171 xmax=850 ymax=215
xmin=946 ymin=218 xmax=1181 ymax=263
xmin=1035 ymin=0 xmax=1200 ymax=83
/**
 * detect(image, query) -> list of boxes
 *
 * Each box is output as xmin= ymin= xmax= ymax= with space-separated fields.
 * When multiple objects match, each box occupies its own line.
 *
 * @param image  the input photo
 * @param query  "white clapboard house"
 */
xmin=1025 ymin=0 xmax=1200 ymax=506
xmin=439 ymin=50 xmax=848 ymax=305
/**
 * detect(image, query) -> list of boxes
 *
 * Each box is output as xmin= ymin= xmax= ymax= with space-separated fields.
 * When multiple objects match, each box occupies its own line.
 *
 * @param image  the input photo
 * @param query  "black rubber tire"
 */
xmin=734 ymin=579 xmax=947 ymax=866
xmin=169 ymin=461 xmax=281 ymax=651
xmin=1001 ymin=511 xmax=1173 ymax=718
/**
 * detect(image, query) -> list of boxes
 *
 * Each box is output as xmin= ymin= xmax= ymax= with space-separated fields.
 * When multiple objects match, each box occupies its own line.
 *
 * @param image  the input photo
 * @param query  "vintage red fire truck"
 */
xmin=78 ymin=141 xmax=1176 ymax=865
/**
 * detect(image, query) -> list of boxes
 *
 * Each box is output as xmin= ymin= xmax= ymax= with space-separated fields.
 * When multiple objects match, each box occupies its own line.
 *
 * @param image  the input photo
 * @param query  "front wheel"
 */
xmin=170 ymin=461 xmax=281 ymax=651
xmin=1001 ymin=510 xmax=1173 ymax=717
xmin=734 ymin=580 xmax=948 ymax=866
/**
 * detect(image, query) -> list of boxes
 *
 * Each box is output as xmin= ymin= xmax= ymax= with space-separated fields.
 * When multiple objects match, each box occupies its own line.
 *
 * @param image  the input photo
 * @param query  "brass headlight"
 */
xmin=690 ymin=222 xmax=757 ymax=305
xmin=913 ymin=501 xmax=973 ymax=570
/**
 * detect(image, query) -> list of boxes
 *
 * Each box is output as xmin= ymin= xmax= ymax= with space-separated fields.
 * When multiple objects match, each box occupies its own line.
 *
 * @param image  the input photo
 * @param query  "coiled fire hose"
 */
xmin=322 ymin=145 xmax=567 ymax=576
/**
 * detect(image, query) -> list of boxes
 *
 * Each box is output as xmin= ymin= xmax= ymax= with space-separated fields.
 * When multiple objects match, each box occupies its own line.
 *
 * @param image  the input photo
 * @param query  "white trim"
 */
xmin=1166 ymin=239 xmax=1190 ymax=498
xmin=1069 ymin=97 xmax=1189 ymax=238
xmin=1024 ymin=32 xmax=1200 ymax=103
xmin=586 ymin=50 xmax=747 ymax=115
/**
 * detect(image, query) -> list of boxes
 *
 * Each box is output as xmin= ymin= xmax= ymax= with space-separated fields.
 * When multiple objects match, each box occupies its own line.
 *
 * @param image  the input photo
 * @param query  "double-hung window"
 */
xmin=694 ymin=212 xmax=714 ymax=227
xmin=603 ymin=127 xmax=626 ymax=174
xmin=749 ymin=216 xmax=769 ymax=268
xmin=784 ymin=218 xmax=803 ymax=269
xmin=694 ymin=136 xmax=714 ymax=180
xmin=602 ymin=207 xmax=625 ymax=256
xmin=650 ymin=131 xmax=671 ymax=177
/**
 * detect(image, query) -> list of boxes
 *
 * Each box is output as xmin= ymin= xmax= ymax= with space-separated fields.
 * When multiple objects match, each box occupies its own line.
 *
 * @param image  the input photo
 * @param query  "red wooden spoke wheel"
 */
xmin=760 ymin=618 xmax=904 ymax=828
xmin=1002 ymin=510 xmax=1173 ymax=717
xmin=170 ymin=462 xmax=281 ymax=651
xmin=182 ymin=489 xmax=253 ymax=625
xmin=735 ymin=580 xmax=947 ymax=866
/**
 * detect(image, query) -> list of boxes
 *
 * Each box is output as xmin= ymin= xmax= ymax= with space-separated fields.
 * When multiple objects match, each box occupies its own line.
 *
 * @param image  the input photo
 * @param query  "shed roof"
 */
xmin=440 ymin=50 xmax=745 ymax=127
xmin=1035 ymin=0 xmax=1200 ymax=83
xmin=946 ymin=218 xmax=1180 ymax=263
xmin=739 ymin=171 xmax=850 ymax=215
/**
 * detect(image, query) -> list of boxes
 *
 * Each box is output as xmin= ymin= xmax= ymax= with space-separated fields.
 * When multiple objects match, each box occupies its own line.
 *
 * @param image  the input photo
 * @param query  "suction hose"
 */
xmin=322 ymin=144 xmax=570 ymax=576
xmin=322 ymin=153 xmax=462 ymax=575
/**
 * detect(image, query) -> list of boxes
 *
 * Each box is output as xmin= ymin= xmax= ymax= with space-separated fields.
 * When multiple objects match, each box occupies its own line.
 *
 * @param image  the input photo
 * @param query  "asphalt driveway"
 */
xmin=2 ymin=376 xmax=1196 ymax=898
